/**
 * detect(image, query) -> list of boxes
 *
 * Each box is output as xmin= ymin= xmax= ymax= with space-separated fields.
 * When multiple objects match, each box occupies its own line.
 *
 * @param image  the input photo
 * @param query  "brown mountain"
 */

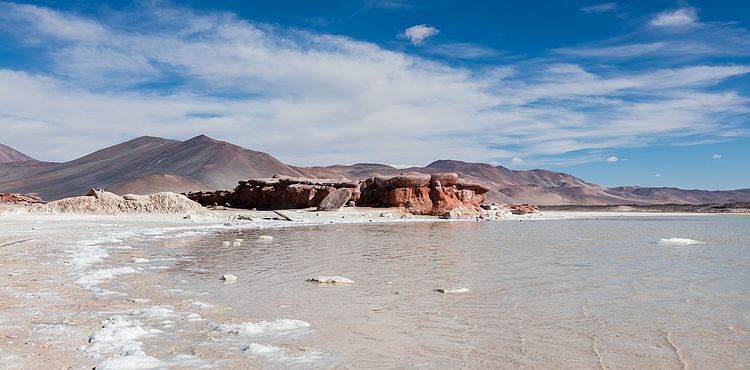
xmin=0 ymin=143 xmax=34 ymax=163
xmin=1 ymin=136 xmax=748 ymax=205
xmin=0 ymin=135 xmax=303 ymax=200
xmin=298 ymin=159 xmax=750 ymax=205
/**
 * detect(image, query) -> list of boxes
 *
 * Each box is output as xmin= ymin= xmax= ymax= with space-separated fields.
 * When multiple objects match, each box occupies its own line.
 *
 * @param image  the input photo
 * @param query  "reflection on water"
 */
xmin=172 ymin=216 xmax=750 ymax=368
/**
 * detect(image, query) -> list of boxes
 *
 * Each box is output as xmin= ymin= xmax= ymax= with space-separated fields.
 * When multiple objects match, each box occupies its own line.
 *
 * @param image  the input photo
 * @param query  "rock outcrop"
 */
xmin=187 ymin=172 xmax=490 ymax=217
xmin=358 ymin=173 xmax=488 ymax=216
xmin=188 ymin=175 xmax=359 ymax=210
xmin=0 ymin=193 xmax=45 ymax=204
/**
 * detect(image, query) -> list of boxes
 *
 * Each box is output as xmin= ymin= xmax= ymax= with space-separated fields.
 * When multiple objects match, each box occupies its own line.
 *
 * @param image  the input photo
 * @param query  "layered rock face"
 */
xmin=358 ymin=173 xmax=489 ymax=215
xmin=186 ymin=173 xmax=490 ymax=216
xmin=187 ymin=175 xmax=359 ymax=210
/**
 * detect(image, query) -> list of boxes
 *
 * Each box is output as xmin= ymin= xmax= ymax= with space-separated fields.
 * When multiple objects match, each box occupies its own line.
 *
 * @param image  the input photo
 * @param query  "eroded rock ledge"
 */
xmin=186 ymin=173 xmax=493 ymax=217
xmin=0 ymin=192 xmax=45 ymax=204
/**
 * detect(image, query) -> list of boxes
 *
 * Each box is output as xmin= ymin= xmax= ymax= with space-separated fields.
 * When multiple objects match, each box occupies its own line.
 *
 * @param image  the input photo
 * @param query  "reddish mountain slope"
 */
xmin=0 ymin=135 xmax=303 ymax=200
xmin=0 ymin=143 xmax=34 ymax=163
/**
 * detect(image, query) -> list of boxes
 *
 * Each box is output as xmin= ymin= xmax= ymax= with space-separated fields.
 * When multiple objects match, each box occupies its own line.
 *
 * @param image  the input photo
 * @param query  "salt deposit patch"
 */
xmin=211 ymin=319 xmax=312 ymax=338
xmin=658 ymin=238 xmax=707 ymax=246
xmin=132 ymin=306 xmax=178 ymax=320
xmin=186 ymin=313 xmax=204 ymax=322
xmin=241 ymin=343 xmax=336 ymax=369
xmin=88 ymin=315 xmax=164 ymax=368
xmin=189 ymin=301 xmax=214 ymax=310
xmin=68 ymin=245 xmax=110 ymax=270
xmin=76 ymin=266 xmax=141 ymax=293
xmin=307 ymin=276 xmax=355 ymax=284
xmin=95 ymin=350 xmax=167 ymax=370
xmin=436 ymin=287 xmax=471 ymax=294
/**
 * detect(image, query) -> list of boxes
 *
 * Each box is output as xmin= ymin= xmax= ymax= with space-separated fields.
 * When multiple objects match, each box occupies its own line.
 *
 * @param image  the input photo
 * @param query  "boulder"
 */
xmin=316 ymin=188 xmax=354 ymax=211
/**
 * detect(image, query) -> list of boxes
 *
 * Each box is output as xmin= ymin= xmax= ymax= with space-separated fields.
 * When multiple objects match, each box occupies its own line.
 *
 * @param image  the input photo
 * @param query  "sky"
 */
xmin=0 ymin=0 xmax=749 ymax=190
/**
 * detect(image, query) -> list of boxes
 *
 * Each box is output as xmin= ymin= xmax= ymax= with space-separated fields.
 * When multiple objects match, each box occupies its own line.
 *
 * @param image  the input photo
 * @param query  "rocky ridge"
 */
xmin=186 ymin=172 xmax=503 ymax=218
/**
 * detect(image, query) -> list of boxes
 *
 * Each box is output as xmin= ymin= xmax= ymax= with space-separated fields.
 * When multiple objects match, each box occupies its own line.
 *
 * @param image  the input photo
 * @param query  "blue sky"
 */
xmin=0 ymin=1 xmax=749 ymax=189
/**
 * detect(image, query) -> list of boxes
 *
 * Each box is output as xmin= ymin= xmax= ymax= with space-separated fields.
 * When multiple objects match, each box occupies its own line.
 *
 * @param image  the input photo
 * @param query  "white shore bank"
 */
xmin=0 ymin=206 xmax=740 ymax=368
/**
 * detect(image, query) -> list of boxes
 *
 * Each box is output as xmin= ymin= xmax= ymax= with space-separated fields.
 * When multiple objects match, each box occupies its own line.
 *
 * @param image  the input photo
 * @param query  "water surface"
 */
xmin=172 ymin=215 xmax=750 ymax=368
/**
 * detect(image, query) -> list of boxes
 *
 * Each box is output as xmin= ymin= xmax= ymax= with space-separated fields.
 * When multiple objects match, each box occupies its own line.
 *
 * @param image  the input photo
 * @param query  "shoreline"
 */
xmin=0 ymin=207 xmax=744 ymax=368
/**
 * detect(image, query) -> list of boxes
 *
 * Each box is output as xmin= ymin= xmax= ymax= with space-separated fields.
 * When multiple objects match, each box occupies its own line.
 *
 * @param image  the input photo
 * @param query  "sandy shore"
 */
xmin=0 ymin=206 xmax=739 ymax=368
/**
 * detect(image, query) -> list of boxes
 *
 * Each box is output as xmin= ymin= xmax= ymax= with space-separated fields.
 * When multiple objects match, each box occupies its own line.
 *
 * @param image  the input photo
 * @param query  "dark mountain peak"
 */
xmin=0 ymin=143 xmax=35 ymax=163
xmin=185 ymin=134 xmax=219 ymax=144
xmin=426 ymin=159 xmax=498 ymax=170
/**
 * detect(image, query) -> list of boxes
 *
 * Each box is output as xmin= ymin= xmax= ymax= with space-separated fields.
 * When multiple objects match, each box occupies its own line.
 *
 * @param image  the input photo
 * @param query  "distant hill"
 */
xmin=1 ymin=135 xmax=748 ymax=204
xmin=0 ymin=135 xmax=303 ymax=199
xmin=0 ymin=143 xmax=34 ymax=163
xmin=298 ymin=159 xmax=750 ymax=205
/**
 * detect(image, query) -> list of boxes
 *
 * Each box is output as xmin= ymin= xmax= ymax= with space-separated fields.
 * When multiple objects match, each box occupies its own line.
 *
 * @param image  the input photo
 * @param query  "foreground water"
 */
xmin=165 ymin=215 xmax=750 ymax=369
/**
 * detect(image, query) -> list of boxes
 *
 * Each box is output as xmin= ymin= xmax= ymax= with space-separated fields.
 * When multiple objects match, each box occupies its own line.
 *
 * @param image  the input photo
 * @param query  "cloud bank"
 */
xmin=0 ymin=2 xmax=748 ymax=168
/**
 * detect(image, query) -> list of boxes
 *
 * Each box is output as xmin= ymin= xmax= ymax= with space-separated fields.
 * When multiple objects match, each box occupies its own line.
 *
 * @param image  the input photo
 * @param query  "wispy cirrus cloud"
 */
xmin=581 ymin=3 xmax=618 ymax=13
xmin=555 ymin=9 xmax=750 ymax=61
xmin=0 ymin=2 xmax=748 ymax=168
xmin=426 ymin=42 xmax=502 ymax=59
xmin=650 ymin=7 xmax=698 ymax=27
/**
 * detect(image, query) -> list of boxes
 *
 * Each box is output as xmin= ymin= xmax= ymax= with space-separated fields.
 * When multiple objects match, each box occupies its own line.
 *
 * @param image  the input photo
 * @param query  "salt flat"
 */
xmin=1 ymin=206 xmax=747 ymax=368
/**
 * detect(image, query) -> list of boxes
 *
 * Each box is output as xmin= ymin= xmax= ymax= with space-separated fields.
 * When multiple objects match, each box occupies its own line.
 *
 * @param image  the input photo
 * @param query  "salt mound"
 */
xmin=211 ymin=319 xmax=311 ymax=336
xmin=436 ymin=287 xmax=471 ymax=294
xmin=658 ymin=238 xmax=707 ymax=246
xmin=307 ymin=276 xmax=355 ymax=284
xmin=31 ymin=189 xmax=210 ymax=215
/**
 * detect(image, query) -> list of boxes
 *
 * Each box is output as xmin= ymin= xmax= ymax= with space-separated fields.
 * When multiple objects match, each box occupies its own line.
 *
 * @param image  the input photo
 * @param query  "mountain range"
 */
xmin=1 ymin=135 xmax=748 ymax=205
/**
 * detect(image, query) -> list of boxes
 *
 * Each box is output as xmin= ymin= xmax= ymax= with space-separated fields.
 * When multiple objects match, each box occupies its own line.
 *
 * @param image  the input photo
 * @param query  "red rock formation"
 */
xmin=187 ymin=176 xmax=358 ymax=210
xmin=358 ymin=172 xmax=488 ymax=216
xmin=186 ymin=172 xmax=491 ymax=217
xmin=0 ymin=193 xmax=45 ymax=204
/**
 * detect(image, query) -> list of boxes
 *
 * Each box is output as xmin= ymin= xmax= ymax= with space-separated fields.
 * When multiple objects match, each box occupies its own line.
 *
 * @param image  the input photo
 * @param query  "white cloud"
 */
xmin=398 ymin=24 xmax=439 ymax=46
xmin=0 ymin=3 xmax=748 ymax=167
xmin=650 ymin=8 xmax=698 ymax=27
xmin=511 ymin=157 xmax=524 ymax=164
xmin=712 ymin=153 xmax=722 ymax=159
xmin=581 ymin=3 xmax=618 ymax=13
xmin=605 ymin=156 xmax=620 ymax=162
xmin=652 ymin=173 xmax=662 ymax=177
